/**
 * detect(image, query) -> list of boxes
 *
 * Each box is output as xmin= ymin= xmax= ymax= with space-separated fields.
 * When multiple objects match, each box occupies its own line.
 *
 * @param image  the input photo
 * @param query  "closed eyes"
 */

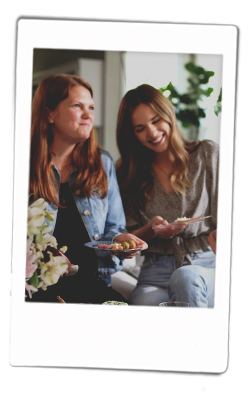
xmin=134 ymin=125 xmax=145 ymax=133
xmin=152 ymin=116 xmax=161 ymax=124
xmin=134 ymin=115 xmax=161 ymax=133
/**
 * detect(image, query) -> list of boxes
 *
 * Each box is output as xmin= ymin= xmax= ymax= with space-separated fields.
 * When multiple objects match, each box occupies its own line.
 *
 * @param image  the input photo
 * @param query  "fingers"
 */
xmin=129 ymin=233 xmax=144 ymax=242
xmin=208 ymin=229 xmax=216 ymax=253
xmin=152 ymin=221 xmax=187 ymax=238
xmin=151 ymin=215 xmax=165 ymax=226
xmin=57 ymin=296 xmax=65 ymax=303
xmin=174 ymin=223 xmax=187 ymax=234
xmin=114 ymin=233 xmax=146 ymax=248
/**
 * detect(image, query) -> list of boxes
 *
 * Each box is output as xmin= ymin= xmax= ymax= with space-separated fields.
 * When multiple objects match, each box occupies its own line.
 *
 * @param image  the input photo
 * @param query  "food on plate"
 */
xmin=175 ymin=216 xmax=190 ymax=222
xmin=174 ymin=215 xmax=211 ymax=224
xmin=96 ymin=239 xmax=138 ymax=251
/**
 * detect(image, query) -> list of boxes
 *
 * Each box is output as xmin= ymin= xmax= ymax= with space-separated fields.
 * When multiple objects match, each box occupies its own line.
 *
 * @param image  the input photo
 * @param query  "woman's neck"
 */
xmin=51 ymin=142 xmax=76 ymax=182
xmin=51 ymin=142 xmax=75 ymax=170
xmin=151 ymin=151 xmax=176 ymax=193
xmin=153 ymin=151 xmax=175 ymax=174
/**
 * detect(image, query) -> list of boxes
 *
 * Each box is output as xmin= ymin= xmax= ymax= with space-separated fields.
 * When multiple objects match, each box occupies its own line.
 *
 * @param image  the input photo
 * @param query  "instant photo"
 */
xmin=10 ymin=18 xmax=237 ymax=373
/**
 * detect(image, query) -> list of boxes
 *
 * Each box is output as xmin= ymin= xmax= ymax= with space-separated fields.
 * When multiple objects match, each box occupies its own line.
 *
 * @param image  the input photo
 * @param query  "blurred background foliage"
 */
xmin=160 ymin=60 xmax=222 ymax=141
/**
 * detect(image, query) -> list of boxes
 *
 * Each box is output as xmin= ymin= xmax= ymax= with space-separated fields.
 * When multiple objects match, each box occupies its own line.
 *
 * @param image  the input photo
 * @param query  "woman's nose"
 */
xmin=147 ymin=124 xmax=157 ymax=137
xmin=81 ymin=107 xmax=91 ymax=119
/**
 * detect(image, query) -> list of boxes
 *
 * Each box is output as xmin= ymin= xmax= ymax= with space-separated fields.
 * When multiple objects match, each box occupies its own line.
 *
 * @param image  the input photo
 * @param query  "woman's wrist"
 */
xmin=148 ymin=221 xmax=157 ymax=239
xmin=132 ymin=222 xmax=157 ymax=241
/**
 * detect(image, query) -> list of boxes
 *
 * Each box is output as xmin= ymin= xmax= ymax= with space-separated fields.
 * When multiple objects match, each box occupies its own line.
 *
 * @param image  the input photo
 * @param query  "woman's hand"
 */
xmin=114 ymin=232 xmax=146 ymax=248
xmin=113 ymin=233 xmax=147 ymax=259
xmin=152 ymin=218 xmax=187 ymax=239
xmin=131 ymin=215 xmax=186 ymax=241
xmin=208 ymin=229 xmax=217 ymax=253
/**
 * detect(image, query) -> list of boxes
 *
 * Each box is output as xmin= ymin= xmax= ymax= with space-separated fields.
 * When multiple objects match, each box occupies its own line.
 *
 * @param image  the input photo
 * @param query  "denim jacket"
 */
xmin=45 ymin=150 xmax=127 ymax=285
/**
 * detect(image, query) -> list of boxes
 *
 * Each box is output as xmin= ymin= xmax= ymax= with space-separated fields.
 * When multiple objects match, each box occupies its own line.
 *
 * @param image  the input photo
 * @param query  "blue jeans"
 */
xmin=129 ymin=250 xmax=215 ymax=307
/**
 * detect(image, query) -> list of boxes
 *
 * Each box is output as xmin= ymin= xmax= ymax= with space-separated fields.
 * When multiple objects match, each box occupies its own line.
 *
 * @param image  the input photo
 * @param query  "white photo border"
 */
xmin=10 ymin=18 xmax=238 ymax=373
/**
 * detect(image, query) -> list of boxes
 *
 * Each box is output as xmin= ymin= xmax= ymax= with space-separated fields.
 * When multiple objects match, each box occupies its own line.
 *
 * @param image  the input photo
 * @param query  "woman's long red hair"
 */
xmin=30 ymin=74 xmax=107 ymax=204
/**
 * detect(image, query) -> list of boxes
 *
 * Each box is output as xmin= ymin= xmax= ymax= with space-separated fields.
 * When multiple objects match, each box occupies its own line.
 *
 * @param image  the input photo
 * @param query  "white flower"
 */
xmin=25 ymin=282 xmax=38 ymax=299
xmin=26 ymin=197 xmax=75 ymax=298
xmin=26 ymin=239 xmax=39 ymax=279
xmin=30 ymin=198 xmax=47 ymax=208
xmin=27 ymin=198 xmax=48 ymax=237
xmin=39 ymin=254 xmax=69 ymax=290
xmin=35 ymin=232 xmax=58 ymax=252
xmin=59 ymin=245 xmax=67 ymax=254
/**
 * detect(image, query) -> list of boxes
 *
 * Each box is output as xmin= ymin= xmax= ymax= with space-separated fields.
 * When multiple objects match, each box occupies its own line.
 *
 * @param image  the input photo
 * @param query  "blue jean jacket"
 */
xmin=45 ymin=150 xmax=127 ymax=285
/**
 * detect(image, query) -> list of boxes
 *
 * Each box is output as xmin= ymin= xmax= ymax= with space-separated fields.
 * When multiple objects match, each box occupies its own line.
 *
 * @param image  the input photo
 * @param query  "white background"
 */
xmin=1 ymin=1 xmax=249 ymax=399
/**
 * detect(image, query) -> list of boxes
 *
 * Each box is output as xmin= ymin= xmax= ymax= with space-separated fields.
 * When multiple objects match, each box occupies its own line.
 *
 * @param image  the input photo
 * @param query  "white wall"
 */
xmin=78 ymin=58 xmax=104 ymax=127
xmin=123 ymin=51 xmax=189 ymax=93
xmin=103 ymin=52 xmax=123 ymax=161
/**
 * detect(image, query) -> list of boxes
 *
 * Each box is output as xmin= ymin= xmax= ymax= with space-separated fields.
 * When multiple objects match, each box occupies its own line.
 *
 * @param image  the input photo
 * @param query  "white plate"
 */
xmin=84 ymin=240 xmax=148 ymax=253
xmin=172 ymin=215 xmax=211 ymax=225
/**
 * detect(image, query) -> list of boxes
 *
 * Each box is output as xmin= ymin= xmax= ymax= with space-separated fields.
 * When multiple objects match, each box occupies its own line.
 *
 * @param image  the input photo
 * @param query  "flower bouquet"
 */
xmin=25 ymin=198 xmax=77 ymax=299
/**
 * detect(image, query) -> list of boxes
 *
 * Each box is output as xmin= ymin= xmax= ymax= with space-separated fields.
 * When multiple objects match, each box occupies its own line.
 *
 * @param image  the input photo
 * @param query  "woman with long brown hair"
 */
xmin=28 ymin=74 xmax=145 ymax=303
xmin=116 ymin=84 xmax=218 ymax=307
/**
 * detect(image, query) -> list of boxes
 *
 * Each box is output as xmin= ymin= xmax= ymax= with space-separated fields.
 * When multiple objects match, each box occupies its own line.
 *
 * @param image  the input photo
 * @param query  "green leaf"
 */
xmin=28 ymin=271 xmax=40 ymax=288
xmin=214 ymin=103 xmax=222 ymax=116
xmin=217 ymin=87 xmax=222 ymax=102
xmin=214 ymin=88 xmax=222 ymax=116
xmin=177 ymin=109 xmax=200 ymax=127
xmin=179 ymin=94 xmax=194 ymax=104
xmin=185 ymin=62 xmax=198 ymax=73
xmin=167 ymin=82 xmax=180 ymax=98
xmin=45 ymin=211 xmax=54 ymax=221
xmin=199 ymin=87 xmax=214 ymax=97
xmin=198 ymin=108 xmax=206 ymax=118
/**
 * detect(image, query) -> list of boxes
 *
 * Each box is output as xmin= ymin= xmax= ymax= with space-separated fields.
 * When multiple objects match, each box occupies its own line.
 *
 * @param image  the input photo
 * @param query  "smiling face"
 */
xmin=131 ymin=103 xmax=171 ymax=154
xmin=48 ymin=85 xmax=94 ymax=147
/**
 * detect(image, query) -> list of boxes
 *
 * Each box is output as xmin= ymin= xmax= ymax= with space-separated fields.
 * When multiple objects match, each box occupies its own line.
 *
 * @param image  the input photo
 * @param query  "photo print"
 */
xmin=10 ymin=18 xmax=237 ymax=373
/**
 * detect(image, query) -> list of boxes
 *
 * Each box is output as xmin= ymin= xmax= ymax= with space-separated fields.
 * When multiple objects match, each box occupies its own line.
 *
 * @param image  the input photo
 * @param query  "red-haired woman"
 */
xmin=116 ymin=84 xmax=218 ymax=307
xmin=29 ymin=74 xmax=145 ymax=303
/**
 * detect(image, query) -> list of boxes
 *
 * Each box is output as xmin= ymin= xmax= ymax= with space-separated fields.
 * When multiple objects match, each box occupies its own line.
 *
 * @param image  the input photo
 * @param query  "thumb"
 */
xmin=151 ymin=216 xmax=165 ymax=226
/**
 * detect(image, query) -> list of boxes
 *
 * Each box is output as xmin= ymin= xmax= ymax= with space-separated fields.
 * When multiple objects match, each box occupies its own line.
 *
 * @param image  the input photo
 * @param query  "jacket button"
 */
xmin=93 ymin=234 xmax=99 ymax=240
xmin=83 ymin=209 xmax=91 ymax=216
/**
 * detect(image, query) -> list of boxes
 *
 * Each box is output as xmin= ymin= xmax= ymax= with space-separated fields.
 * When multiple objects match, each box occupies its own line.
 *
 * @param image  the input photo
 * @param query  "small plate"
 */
xmin=84 ymin=240 xmax=148 ymax=253
xmin=172 ymin=215 xmax=211 ymax=225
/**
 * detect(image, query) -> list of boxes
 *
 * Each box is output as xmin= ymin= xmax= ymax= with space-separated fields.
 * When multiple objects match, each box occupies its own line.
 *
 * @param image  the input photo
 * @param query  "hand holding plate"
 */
xmin=113 ymin=233 xmax=147 ymax=258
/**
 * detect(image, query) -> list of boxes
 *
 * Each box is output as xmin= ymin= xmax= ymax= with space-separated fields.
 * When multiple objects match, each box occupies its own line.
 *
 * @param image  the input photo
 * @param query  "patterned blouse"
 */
xmin=126 ymin=140 xmax=219 ymax=266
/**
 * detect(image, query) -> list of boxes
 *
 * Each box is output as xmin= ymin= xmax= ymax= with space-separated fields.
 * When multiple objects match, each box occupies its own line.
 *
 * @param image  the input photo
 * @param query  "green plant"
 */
xmin=214 ymin=87 xmax=222 ymax=116
xmin=160 ymin=61 xmax=222 ymax=140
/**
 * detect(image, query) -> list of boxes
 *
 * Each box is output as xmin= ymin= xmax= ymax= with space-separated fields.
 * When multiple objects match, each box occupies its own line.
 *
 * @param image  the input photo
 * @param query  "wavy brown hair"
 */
xmin=116 ymin=84 xmax=199 ymax=214
xmin=30 ymin=74 xmax=107 ymax=204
